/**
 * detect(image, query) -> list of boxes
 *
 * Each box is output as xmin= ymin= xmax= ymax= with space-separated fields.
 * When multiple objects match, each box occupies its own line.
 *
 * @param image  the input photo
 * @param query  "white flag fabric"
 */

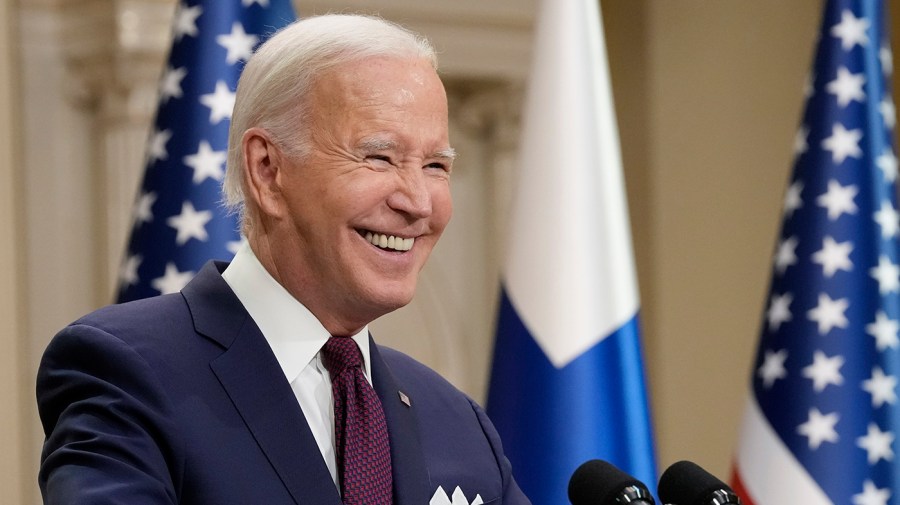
xmin=487 ymin=1 xmax=657 ymax=503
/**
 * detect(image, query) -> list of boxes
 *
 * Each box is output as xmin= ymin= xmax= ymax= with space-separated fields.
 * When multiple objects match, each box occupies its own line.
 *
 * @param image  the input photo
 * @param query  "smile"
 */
xmin=361 ymin=230 xmax=414 ymax=252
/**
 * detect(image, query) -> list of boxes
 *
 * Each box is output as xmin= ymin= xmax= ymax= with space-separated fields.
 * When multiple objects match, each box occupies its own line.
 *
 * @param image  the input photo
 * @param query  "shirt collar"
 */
xmin=222 ymin=242 xmax=371 ymax=383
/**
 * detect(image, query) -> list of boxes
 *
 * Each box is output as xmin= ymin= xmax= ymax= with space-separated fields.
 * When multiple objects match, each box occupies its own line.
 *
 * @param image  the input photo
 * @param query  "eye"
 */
xmin=364 ymin=155 xmax=397 ymax=171
xmin=425 ymin=161 xmax=451 ymax=173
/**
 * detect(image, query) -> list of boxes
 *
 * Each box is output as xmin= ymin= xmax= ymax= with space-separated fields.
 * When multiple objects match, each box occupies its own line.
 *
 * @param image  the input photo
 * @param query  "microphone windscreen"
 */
xmin=658 ymin=460 xmax=732 ymax=505
xmin=568 ymin=459 xmax=645 ymax=505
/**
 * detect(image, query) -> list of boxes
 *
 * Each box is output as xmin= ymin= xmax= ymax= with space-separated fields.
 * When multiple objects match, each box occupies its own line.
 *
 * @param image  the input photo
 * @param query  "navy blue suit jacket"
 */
xmin=37 ymin=261 xmax=530 ymax=504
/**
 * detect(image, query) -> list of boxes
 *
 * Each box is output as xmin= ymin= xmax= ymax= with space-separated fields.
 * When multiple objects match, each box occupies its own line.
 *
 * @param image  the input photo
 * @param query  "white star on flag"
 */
xmin=758 ymin=349 xmax=789 ymax=388
xmin=869 ymin=256 xmax=900 ymax=295
xmin=774 ymin=236 xmax=799 ymax=275
xmin=147 ymin=128 xmax=172 ymax=163
xmin=784 ymin=181 xmax=804 ymax=217
xmin=862 ymin=367 xmax=897 ymax=407
xmin=797 ymin=407 xmax=840 ymax=450
xmin=866 ymin=311 xmax=900 ymax=351
xmin=821 ymin=122 xmax=863 ymax=163
xmin=807 ymin=292 xmax=849 ymax=335
xmin=133 ymin=192 xmax=156 ymax=226
xmin=817 ymin=179 xmax=858 ymax=220
xmin=217 ymin=22 xmax=259 ymax=64
xmin=811 ymin=235 xmax=853 ymax=277
xmin=794 ymin=126 xmax=809 ymax=155
xmin=831 ymin=9 xmax=870 ymax=50
xmin=881 ymin=96 xmax=896 ymax=129
xmin=173 ymin=4 xmax=202 ymax=41
xmin=150 ymin=262 xmax=195 ymax=295
xmin=118 ymin=254 xmax=141 ymax=287
xmin=159 ymin=66 xmax=187 ymax=103
xmin=199 ymin=80 xmax=236 ymax=124
xmin=826 ymin=66 xmax=866 ymax=107
xmin=881 ymin=45 xmax=893 ymax=76
xmin=852 ymin=480 xmax=891 ymax=505
xmin=166 ymin=201 xmax=213 ymax=245
xmin=184 ymin=141 xmax=227 ymax=184
xmin=804 ymin=72 xmax=816 ymax=99
xmin=877 ymin=148 xmax=898 ymax=182
xmin=767 ymin=292 xmax=793 ymax=331
xmin=857 ymin=423 xmax=894 ymax=464
xmin=802 ymin=350 xmax=845 ymax=392
xmin=874 ymin=201 xmax=900 ymax=238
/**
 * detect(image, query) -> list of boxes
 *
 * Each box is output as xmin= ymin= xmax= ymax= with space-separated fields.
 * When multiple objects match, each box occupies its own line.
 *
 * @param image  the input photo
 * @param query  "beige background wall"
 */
xmin=607 ymin=0 xmax=822 ymax=472
xmin=1 ymin=0 xmax=27 ymax=503
xmin=1 ymin=1 xmax=891 ymax=504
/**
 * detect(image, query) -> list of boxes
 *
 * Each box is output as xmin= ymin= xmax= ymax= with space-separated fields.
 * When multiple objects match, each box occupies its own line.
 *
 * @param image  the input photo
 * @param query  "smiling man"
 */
xmin=37 ymin=14 xmax=530 ymax=505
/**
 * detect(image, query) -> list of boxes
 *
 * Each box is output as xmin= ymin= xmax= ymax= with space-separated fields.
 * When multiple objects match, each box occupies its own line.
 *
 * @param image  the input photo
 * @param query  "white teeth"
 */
xmin=364 ymin=231 xmax=414 ymax=251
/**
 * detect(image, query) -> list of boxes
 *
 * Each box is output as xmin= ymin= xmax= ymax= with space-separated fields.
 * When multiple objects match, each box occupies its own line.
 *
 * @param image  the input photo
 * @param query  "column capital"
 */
xmin=446 ymin=80 xmax=524 ymax=147
xmin=302 ymin=0 xmax=535 ymax=81
xmin=57 ymin=0 xmax=175 ymax=117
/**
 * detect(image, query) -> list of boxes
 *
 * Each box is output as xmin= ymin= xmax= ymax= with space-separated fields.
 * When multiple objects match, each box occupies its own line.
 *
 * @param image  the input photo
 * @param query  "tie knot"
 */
xmin=321 ymin=336 xmax=362 ymax=374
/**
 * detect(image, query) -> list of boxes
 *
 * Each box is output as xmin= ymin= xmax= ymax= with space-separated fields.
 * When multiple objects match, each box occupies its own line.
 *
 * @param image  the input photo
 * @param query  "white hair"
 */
xmin=222 ymin=14 xmax=438 ymax=228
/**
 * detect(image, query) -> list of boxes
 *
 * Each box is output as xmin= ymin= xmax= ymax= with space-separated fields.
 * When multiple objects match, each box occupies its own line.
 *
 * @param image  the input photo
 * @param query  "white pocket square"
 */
xmin=429 ymin=485 xmax=484 ymax=505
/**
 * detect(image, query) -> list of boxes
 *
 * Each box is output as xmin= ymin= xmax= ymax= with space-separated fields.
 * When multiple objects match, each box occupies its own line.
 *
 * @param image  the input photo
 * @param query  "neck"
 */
xmin=246 ymin=233 xmax=370 ymax=336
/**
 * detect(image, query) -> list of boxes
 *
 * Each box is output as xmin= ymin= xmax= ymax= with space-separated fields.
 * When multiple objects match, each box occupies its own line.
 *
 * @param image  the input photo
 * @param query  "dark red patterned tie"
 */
xmin=321 ymin=337 xmax=393 ymax=504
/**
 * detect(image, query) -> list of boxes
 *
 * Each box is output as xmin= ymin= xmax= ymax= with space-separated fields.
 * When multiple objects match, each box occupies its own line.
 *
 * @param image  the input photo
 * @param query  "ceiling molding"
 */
xmin=301 ymin=0 xmax=536 ymax=81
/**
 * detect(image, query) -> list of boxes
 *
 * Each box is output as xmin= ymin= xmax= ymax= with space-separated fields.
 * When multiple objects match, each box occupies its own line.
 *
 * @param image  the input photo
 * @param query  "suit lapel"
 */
xmin=184 ymin=262 xmax=342 ymax=505
xmin=370 ymin=338 xmax=431 ymax=505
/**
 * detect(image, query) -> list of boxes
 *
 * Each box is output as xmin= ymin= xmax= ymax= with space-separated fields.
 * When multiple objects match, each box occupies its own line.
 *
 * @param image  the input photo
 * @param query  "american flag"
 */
xmin=116 ymin=0 xmax=295 ymax=303
xmin=732 ymin=1 xmax=900 ymax=504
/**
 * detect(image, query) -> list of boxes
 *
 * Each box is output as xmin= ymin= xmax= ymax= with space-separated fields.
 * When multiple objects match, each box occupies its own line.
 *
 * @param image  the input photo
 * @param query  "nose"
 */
xmin=387 ymin=167 xmax=432 ymax=219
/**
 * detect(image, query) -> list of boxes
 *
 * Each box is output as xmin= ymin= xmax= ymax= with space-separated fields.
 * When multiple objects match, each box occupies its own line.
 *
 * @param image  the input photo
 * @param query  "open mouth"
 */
xmin=359 ymin=230 xmax=414 ymax=252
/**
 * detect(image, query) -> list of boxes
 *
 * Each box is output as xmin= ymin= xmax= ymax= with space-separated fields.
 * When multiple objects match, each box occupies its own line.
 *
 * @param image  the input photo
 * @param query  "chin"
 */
xmin=366 ymin=287 xmax=417 ymax=316
xmin=380 ymin=292 xmax=416 ymax=313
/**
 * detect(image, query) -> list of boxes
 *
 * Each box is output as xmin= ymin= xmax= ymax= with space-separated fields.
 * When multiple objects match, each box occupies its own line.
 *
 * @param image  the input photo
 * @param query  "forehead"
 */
xmin=308 ymin=55 xmax=450 ymax=146
xmin=313 ymin=56 xmax=446 ymax=111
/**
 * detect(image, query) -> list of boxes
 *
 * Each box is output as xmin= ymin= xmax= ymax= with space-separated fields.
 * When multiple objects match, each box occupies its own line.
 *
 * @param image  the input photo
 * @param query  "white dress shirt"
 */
xmin=222 ymin=242 xmax=372 ymax=487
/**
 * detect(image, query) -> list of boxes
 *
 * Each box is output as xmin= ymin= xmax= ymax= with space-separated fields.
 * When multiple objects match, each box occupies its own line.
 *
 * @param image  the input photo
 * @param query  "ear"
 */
xmin=242 ymin=127 xmax=287 ymax=220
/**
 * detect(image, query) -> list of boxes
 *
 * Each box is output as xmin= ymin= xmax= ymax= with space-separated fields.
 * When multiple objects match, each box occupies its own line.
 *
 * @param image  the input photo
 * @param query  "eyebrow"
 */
xmin=356 ymin=138 xmax=458 ymax=162
xmin=357 ymin=138 xmax=397 ymax=152
xmin=432 ymin=147 xmax=458 ymax=161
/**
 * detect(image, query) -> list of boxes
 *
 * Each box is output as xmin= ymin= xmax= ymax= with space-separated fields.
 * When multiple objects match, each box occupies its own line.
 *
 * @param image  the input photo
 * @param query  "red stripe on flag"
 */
xmin=730 ymin=463 xmax=756 ymax=505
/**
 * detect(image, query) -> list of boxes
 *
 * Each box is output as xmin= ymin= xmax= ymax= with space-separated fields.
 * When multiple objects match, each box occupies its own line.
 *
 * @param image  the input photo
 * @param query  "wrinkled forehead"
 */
xmin=312 ymin=55 xmax=446 ymax=108
xmin=295 ymin=55 xmax=450 ymax=157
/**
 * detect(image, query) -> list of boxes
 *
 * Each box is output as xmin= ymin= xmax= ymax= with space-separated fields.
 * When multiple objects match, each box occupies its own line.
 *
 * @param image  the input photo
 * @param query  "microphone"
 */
xmin=658 ymin=460 xmax=741 ymax=505
xmin=568 ymin=459 xmax=656 ymax=505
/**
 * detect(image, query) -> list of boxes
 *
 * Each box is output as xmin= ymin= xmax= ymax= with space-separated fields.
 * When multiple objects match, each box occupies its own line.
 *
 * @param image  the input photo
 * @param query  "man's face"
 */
xmin=270 ymin=56 xmax=454 ymax=332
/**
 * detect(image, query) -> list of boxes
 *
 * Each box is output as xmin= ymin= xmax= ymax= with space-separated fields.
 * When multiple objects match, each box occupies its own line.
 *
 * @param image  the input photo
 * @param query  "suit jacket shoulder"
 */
xmin=37 ymin=262 xmax=338 ymax=505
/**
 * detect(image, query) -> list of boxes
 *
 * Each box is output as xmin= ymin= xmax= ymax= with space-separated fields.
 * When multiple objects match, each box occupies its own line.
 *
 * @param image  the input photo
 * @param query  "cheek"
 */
xmin=340 ymin=174 xmax=393 ymax=207
xmin=432 ymin=185 xmax=453 ymax=233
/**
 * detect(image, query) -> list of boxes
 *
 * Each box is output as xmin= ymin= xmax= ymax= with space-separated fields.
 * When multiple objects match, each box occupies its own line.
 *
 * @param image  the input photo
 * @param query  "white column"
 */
xmin=19 ymin=2 xmax=173 ymax=502
xmin=0 ymin=0 xmax=29 ymax=503
xmin=58 ymin=0 xmax=175 ymax=296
